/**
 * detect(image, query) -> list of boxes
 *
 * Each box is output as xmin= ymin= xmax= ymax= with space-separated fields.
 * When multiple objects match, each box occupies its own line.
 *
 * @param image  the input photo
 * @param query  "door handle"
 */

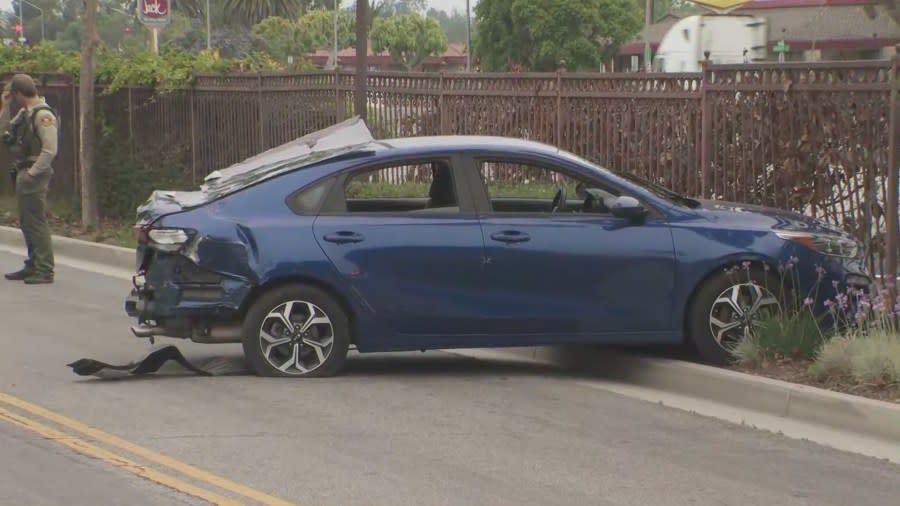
xmin=490 ymin=231 xmax=530 ymax=244
xmin=323 ymin=231 xmax=365 ymax=244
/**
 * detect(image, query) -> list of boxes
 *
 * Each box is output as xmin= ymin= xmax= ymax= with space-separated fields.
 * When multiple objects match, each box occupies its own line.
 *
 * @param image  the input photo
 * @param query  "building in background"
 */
xmin=617 ymin=0 xmax=900 ymax=72
xmin=307 ymin=42 xmax=468 ymax=72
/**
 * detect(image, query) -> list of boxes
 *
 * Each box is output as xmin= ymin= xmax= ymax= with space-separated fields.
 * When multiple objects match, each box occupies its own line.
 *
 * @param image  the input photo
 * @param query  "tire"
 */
xmin=686 ymin=265 xmax=787 ymax=366
xmin=241 ymin=284 xmax=350 ymax=377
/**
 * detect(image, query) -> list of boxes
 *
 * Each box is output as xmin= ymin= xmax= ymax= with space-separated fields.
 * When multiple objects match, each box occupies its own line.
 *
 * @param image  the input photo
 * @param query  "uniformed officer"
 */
xmin=0 ymin=74 xmax=57 ymax=285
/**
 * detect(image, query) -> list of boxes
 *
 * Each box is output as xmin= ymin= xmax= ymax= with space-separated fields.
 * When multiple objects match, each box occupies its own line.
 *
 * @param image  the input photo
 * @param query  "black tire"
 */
xmin=686 ymin=265 xmax=787 ymax=366
xmin=241 ymin=284 xmax=350 ymax=378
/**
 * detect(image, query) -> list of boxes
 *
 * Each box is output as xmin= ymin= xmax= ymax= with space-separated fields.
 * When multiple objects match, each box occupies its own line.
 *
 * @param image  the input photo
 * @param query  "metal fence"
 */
xmin=1 ymin=62 xmax=897 ymax=281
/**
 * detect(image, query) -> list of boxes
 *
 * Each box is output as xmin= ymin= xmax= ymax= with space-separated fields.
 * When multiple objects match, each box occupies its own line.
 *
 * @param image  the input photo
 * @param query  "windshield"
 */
xmin=557 ymin=150 xmax=700 ymax=208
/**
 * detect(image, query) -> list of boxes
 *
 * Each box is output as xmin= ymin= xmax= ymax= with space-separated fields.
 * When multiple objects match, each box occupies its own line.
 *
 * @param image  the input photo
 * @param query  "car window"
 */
xmin=287 ymin=177 xmax=335 ymax=215
xmin=340 ymin=160 xmax=460 ymax=214
xmin=477 ymin=160 xmax=619 ymax=214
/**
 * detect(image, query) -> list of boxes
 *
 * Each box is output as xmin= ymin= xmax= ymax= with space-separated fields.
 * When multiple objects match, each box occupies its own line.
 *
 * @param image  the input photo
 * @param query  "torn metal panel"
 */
xmin=136 ymin=116 xmax=375 ymax=225
xmin=67 ymin=345 xmax=252 ymax=378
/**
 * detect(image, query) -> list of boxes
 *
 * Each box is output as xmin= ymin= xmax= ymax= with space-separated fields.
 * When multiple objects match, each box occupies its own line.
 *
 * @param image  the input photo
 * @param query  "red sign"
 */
xmin=137 ymin=0 xmax=172 ymax=26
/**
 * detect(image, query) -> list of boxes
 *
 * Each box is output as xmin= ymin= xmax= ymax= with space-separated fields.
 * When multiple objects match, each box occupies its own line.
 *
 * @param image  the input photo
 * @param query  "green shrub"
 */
xmin=810 ymin=331 xmax=900 ymax=385
xmin=745 ymin=311 xmax=825 ymax=361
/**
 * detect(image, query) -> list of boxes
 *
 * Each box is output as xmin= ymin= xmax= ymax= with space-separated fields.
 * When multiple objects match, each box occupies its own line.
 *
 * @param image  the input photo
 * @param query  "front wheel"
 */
xmin=241 ymin=285 xmax=350 ymax=377
xmin=686 ymin=267 xmax=785 ymax=365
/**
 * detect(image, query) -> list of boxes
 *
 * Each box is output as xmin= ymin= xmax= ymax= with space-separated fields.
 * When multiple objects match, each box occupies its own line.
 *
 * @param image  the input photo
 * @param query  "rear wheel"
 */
xmin=241 ymin=285 xmax=350 ymax=377
xmin=687 ymin=266 xmax=785 ymax=365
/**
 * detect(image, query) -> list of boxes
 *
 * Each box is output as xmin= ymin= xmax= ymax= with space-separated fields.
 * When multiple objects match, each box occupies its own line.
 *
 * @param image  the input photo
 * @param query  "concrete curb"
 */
xmin=0 ymin=225 xmax=134 ymax=272
xmin=483 ymin=346 xmax=900 ymax=445
xmin=1 ymin=225 xmax=898 ymax=445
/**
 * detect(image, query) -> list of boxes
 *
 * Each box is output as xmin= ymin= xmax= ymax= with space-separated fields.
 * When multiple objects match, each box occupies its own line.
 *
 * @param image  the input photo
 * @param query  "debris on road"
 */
xmin=67 ymin=345 xmax=251 ymax=379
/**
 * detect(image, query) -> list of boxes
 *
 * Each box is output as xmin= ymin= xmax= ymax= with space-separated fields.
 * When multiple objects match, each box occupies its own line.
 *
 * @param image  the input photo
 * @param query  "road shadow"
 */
xmin=67 ymin=343 xmax=705 ymax=383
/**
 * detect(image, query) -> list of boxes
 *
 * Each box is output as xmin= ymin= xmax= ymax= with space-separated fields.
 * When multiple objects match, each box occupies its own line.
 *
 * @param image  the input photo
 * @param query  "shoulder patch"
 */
xmin=40 ymin=115 xmax=54 ymax=127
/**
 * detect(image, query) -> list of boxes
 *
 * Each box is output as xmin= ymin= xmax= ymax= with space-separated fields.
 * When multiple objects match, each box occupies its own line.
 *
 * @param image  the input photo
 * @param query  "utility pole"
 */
xmin=355 ymin=0 xmax=368 ymax=121
xmin=644 ymin=0 xmax=652 ymax=71
xmin=333 ymin=0 xmax=339 ymax=69
xmin=18 ymin=0 xmax=25 ymax=43
xmin=206 ymin=0 xmax=211 ymax=49
xmin=466 ymin=0 xmax=471 ymax=71
xmin=79 ymin=0 xmax=101 ymax=227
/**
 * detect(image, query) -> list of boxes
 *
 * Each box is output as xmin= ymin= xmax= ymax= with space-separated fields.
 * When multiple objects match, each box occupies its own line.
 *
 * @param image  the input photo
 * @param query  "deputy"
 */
xmin=0 ymin=74 xmax=57 ymax=285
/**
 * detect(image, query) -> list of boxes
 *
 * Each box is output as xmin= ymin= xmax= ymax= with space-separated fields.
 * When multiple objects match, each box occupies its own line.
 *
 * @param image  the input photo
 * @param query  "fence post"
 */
xmin=127 ymin=87 xmax=134 ymax=160
xmin=257 ymin=73 xmax=265 ymax=152
xmin=71 ymin=79 xmax=79 ymax=192
xmin=700 ymin=53 xmax=711 ymax=198
xmin=439 ymin=71 xmax=445 ymax=135
xmin=335 ymin=67 xmax=344 ymax=122
xmin=556 ymin=61 xmax=565 ymax=148
xmin=190 ymin=88 xmax=197 ymax=185
xmin=886 ymin=50 xmax=899 ymax=293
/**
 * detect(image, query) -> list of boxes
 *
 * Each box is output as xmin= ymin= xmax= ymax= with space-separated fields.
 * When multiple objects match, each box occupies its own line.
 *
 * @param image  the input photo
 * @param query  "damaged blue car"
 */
xmin=126 ymin=117 xmax=871 ymax=377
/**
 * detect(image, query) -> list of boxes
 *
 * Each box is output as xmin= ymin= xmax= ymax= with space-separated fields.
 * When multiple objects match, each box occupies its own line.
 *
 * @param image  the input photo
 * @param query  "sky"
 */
xmin=0 ymin=0 xmax=476 ymax=16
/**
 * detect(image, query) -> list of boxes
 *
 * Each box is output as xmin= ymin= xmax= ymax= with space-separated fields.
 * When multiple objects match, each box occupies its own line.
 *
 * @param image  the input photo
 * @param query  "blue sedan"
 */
xmin=125 ymin=118 xmax=871 ymax=377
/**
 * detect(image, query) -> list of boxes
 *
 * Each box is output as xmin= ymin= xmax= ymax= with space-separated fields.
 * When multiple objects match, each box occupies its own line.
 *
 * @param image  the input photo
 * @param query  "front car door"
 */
xmin=313 ymin=155 xmax=487 ymax=348
xmin=462 ymin=153 xmax=678 ymax=341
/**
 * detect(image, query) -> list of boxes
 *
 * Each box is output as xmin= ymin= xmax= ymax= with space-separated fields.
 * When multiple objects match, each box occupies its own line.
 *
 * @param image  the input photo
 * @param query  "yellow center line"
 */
xmin=0 ymin=405 xmax=244 ymax=506
xmin=0 ymin=392 xmax=296 ymax=506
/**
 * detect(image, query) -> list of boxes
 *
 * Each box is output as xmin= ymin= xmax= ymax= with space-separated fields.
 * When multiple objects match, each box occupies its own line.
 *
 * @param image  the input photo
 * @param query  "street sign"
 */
xmin=137 ymin=0 xmax=172 ymax=27
xmin=773 ymin=39 xmax=790 ymax=62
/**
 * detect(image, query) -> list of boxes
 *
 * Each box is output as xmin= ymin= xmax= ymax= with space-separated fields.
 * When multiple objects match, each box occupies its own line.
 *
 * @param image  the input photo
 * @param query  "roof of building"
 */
xmin=307 ymin=42 xmax=467 ymax=65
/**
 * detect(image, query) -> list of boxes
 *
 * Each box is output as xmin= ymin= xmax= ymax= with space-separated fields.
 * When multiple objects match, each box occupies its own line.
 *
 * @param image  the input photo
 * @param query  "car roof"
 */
xmin=363 ymin=135 xmax=565 ymax=158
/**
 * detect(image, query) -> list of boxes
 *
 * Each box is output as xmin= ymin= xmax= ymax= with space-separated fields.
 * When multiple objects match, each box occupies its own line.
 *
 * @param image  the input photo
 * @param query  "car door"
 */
xmin=313 ymin=155 xmax=487 ymax=341
xmin=465 ymin=154 xmax=677 ymax=337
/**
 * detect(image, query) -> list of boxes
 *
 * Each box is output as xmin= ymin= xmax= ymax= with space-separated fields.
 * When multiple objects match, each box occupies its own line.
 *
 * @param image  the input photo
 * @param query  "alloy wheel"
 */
xmin=258 ymin=300 xmax=335 ymax=375
xmin=708 ymin=282 xmax=781 ymax=350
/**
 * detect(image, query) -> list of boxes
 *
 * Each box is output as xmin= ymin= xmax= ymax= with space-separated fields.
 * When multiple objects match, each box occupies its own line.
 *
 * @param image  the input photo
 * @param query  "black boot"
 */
xmin=23 ymin=272 xmax=53 ymax=285
xmin=4 ymin=268 xmax=32 ymax=281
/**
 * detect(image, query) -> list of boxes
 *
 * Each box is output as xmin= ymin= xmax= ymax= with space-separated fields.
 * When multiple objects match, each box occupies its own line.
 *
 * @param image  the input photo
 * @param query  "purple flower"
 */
xmin=895 ymin=302 xmax=900 ymax=316
xmin=763 ymin=264 xmax=771 ymax=272
xmin=815 ymin=265 xmax=826 ymax=280
xmin=790 ymin=256 xmax=799 ymax=265
xmin=742 ymin=261 xmax=751 ymax=270
xmin=855 ymin=311 xmax=867 ymax=323
xmin=803 ymin=297 xmax=814 ymax=307
xmin=832 ymin=280 xmax=840 ymax=290
xmin=836 ymin=293 xmax=849 ymax=310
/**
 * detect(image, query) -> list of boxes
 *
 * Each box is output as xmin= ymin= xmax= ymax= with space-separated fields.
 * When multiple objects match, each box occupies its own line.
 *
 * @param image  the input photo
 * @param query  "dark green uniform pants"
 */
xmin=15 ymin=169 xmax=54 ymax=276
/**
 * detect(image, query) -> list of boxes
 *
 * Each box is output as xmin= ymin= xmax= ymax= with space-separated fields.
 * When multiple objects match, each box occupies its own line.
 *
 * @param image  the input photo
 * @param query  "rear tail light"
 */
xmin=135 ymin=227 xmax=193 ymax=252
xmin=148 ymin=229 xmax=190 ymax=246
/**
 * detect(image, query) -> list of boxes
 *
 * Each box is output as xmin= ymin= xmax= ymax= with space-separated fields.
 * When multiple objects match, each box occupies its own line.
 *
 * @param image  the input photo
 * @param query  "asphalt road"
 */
xmin=0 ymin=249 xmax=897 ymax=506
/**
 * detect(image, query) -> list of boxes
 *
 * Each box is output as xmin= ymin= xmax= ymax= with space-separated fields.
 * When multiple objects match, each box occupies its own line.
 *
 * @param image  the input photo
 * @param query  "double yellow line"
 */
xmin=0 ymin=392 xmax=296 ymax=506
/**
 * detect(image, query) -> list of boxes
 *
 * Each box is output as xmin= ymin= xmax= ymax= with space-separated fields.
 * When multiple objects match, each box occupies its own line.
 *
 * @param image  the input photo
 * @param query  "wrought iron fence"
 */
xmin=0 ymin=62 xmax=897 ymax=282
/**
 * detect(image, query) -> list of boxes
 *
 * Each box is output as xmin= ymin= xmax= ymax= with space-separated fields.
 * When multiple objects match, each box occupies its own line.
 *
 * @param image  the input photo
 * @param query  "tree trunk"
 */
xmin=79 ymin=0 xmax=100 ymax=228
xmin=354 ymin=0 xmax=368 ymax=122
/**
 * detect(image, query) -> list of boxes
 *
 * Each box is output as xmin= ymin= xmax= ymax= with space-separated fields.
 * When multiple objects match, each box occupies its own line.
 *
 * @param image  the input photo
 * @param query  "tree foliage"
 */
xmin=250 ymin=10 xmax=355 ymax=63
xmin=370 ymin=13 xmax=447 ymax=70
xmin=426 ymin=7 xmax=469 ymax=44
xmin=474 ymin=0 xmax=642 ymax=72
xmin=0 ymin=41 xmax=288 ymax=92
xmin=296 ymin=9 xmax=356 ymax=52
xmin=222 ymin=0 xmax=303 ymax=26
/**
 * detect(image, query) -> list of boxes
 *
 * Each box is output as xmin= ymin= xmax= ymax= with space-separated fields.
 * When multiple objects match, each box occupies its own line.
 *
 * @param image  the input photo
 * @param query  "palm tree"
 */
xmin=222 ymin=0 xmax=303 ymax=25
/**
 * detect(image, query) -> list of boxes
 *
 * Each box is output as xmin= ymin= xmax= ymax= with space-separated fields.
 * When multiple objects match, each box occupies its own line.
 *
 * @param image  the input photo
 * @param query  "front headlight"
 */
xmin=775 ymin=231 xmax=860 ymax=258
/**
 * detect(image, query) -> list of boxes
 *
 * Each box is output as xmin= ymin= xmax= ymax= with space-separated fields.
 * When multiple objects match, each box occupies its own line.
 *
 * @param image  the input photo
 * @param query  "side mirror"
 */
xmin=610 ymin=196 xmax=647 ymax=222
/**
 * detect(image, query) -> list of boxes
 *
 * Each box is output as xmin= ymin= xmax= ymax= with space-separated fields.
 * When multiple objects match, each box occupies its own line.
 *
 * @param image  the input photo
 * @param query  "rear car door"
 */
xmin=313 ymin=155 xmax=487 ymax=342
xmin=464 ymin=155 xmax=677 ymax=338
